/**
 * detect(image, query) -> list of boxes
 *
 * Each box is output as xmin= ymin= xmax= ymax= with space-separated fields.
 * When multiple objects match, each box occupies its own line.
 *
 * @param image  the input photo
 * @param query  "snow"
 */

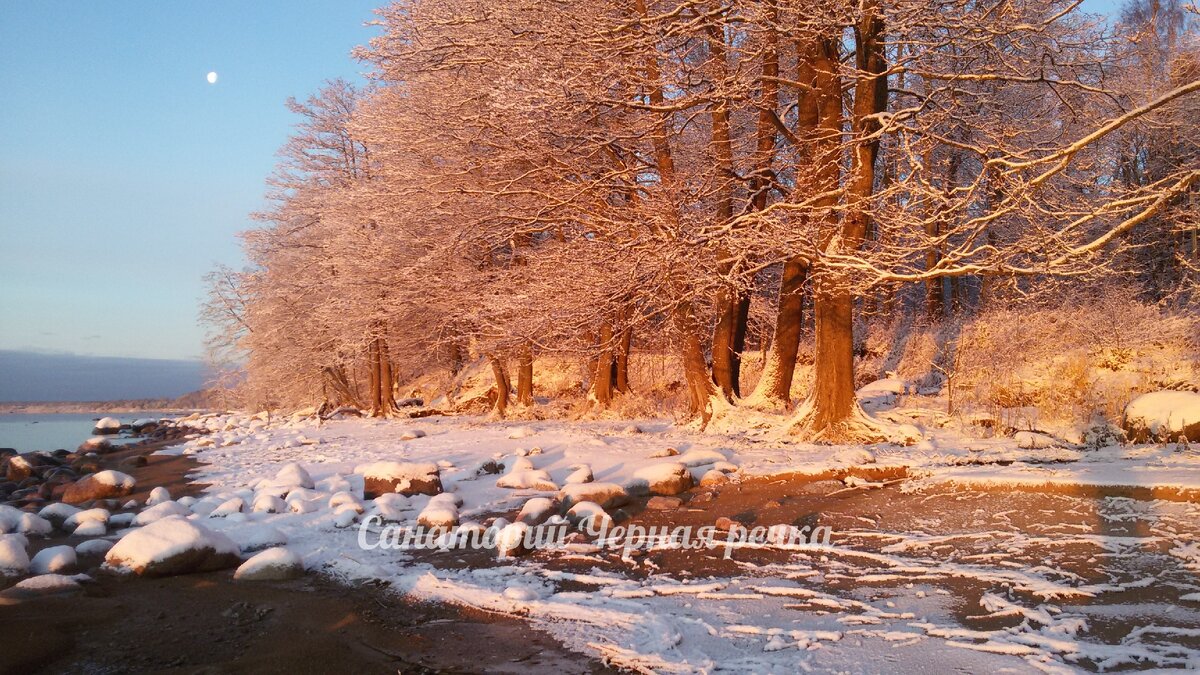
xmin=91 ymin=470 xmax=136 ymax=490
xmin=0 ymin=535 xmax=30 ymax=575
xmin=234 ymin=547 xmax=304 ymax=581
xmin=7 ymin=574 xmax=83 ymax=594
xmin=30 ymin=545 xmax=76 ymax=574
xmin=1125 ymin=390 xmax=1200 ymax=435
xmin=146 ymin=486 xmax=171 ymax=506
xmin=146 ymin=411 xmax=1200 ymax=671
xmin=64 ymin=508 xmax=109 ymax=531
xmin=105 ymin=516 xmax=238 ymax=574
xmin=132 ymin=500 xmax=192 ymax=526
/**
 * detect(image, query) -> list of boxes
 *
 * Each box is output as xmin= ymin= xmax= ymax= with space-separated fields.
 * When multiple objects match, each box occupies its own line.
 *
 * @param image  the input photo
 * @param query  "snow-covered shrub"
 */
xmin=951 ymin=290 xmax=1199 ymax=428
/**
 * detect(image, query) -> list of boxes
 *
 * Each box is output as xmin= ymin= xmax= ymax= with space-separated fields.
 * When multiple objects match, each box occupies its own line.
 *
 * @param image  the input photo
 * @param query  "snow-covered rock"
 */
xmin=37 ymin=503 xmax=81 ymax=530
xmin=399 ymin=429 xmax=426 ymax=440
xmin=0 ymin=574 xmax=83 ymax=599
xmin=75 ymin=539 xmax=114 ymax=558
xmin=234 ymin=547 xmax=305 ymax=581
xmin=209 ymin=497 xmax=245 ymax=517
xmin=133 ymin=500 xmax=192 ymax=526
xmin=64 ymin=507 xmax=110 ymax=531
xmin=699 ymin=469 xmax=729 ymax=487
xmin=559 ymin=482 xmax=630 ymax=510
xmin=92 ymin=417 xmax=122 ymax=435
xmin=273 ymin=462 xmax=315 ymax=490
xmin=355 ymin=461 xmax=442 ymax=498
xmin=857 ymin=378 xmax=906 ymax=407
xmin=496 ymin=521 xmax=530 ymax=557
xmin=566 ymin=501 xmax=611 ymax=530
xmin=516 ymin=497 xmax=557 ymax=526
xmin=832 ymin=448 xmax=876 ymax=465
xmin=328 ymin=491 xmax=364 ymax=513
xmin=146 ymin=486 xmax=171 ymax=506
xmin=1124 ymin=390 xmax=1200 ymax=442
xmin=251 ymin=494 xmax=287 ymax=514
xmin=496 ymin=469 xmax=558 ymax=491
xmin=629 ymin=463 xmax=694 ymax=496
xmin=373 ymin=493 xmax=411 ymax=522
xmin=648 ymin=447 xmax=679 ymax=458
xmin=675 ymin=449 xmax=727 ymax=468
xmin=62 ymin=470 xmax=136 ymax=504
xmin=417 ymin=494 xmax=460 ymax=529
xmin=16 ymin=512 xmax=52 ymax=537
xmin=565 ymin=465 xmax=593 ymax=485
xmin=30 ymin=545 xmax=77 ymax=574
xmin=105 ymin=516 xmax=239 ymax=577
xmin=507 ymin=426 xmax=535 ymax=439
xmin=0 ymin=535 xmax=30 ymax=576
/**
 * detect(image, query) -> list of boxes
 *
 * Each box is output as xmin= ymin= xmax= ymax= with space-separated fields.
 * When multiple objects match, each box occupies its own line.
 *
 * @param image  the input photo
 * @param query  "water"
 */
xmin=0 ymin=413 xmax=159 ymax=453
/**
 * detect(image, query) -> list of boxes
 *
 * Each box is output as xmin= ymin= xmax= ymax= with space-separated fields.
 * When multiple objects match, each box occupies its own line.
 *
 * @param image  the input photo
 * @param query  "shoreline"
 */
xmin=1 ymin=420 xmax=615 ymax=674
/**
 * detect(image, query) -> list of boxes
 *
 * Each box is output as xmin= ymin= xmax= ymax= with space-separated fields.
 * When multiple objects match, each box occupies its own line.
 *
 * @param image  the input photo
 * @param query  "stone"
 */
xmin=5 ymin=455 xmax=35 ymax=482
xmin=699 ymin=469 xmax=729 ymax=487
xmin=564 ymin=466 xmax=593 ymax=485
xmin=399 ymin=429 xmax=427 ymax=440
xmin=355 ymin=462 xmax=442 ymax=498
xmin=516 ymin=497 xmax=558 ymax=526
xmin=105 ymin=517 xmax=239 ymax=577
xmin=61 ymin=470 xmax=136 ymax=505
xmin=234 ymin=547 xmax=305 ymax=581
xmin=1123 ymin=390 xmax=1200 ymax=443
xmin=30 ymin=545 xmax=77 ymax=574
xmin=558 ymin=482 xmax=630 ymax=510
xmin=648 ymin=447 xmax=679 ymax=458
xmin=645 ymin=496 xmax=683 ymax=511
xmin=630 ymin=463 xmax=694 ymax=496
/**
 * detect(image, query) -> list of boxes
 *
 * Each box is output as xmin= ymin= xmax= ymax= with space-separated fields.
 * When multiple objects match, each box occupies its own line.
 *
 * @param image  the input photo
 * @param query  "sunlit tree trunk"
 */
xmin=488 ymin=354 xmax=510 ymax=418
xmin=516 ymin=341 xmax=534 ymax=407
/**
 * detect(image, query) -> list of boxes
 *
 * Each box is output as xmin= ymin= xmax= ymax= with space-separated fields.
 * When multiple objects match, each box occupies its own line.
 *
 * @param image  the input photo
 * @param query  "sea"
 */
xmin=0 ymin=413 xmax=163 ymax=453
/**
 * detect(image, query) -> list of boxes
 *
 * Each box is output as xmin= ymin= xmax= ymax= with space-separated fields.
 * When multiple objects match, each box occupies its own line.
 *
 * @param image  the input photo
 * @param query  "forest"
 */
xmin=203 ymin=0 xmax=1200 ymax=442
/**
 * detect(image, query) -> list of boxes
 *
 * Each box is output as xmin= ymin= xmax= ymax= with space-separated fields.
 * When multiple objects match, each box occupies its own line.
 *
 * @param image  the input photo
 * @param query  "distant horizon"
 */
xmin=0 ymin=349 xmax=206 ymax=402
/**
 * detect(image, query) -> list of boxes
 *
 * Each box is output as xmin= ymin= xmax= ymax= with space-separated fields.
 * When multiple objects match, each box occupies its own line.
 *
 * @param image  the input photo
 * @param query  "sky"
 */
xmin=0 ymin=0 xmax=381 ymax=366
xmin=0 ymin=0 xmax=1121 ymax=400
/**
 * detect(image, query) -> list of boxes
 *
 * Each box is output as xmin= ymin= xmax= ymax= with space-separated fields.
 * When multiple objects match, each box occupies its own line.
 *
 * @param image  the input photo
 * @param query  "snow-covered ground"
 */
xmin=143 ymin=409 xmax=1200 ymax=672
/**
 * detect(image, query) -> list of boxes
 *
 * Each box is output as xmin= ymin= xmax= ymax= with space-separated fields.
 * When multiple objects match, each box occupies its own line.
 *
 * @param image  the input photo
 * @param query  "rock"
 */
xmin=274 ymin=462 xmax=315 ymax=490
xmin=62 ymin=470 xmax=136 ymax=505
xmin=328 ymin=491 xmax=364 ymax=514
xmin=630 ymin=463 xmax=694 ymax=496
xmin=64 ymin=508 xmax=109 ymax=532
xmin=832 ymin=448 xmax=876 ymax=465
xmin=675 ymin=449 xmax=727 ymax=467
xmin=507 ymin=426 xmax=535 ymax=440
xmin=234 ymin=547 xmax=305 ymax=581
xmin=0 ymin=574 xmax=83 ymax=599
xmin=496 ymin=470 xmax=558 ymax=491
xmin=516 ymin=497 xmax=557 ymax=526
xmin=648 ymin=447 xmax=679 ymax=458
xmin=17 ymin=512 xmax=53 ymax=536
xmin=251 ymin=494 xmax=287 ymax=514
xmin=5 ymin=455 xmax=35 ymax=482
xmin=30 ymin=545 xmax=77 ymax=574
xmin=0 ymin=534 xmax=31 ymax=575
xmin=1123 ymin=391 xmax=1200 ymax=443
xmin=355 ymin=462 xmax=442 ymax=498
xmin=209 ymin=497 xmax=246 ymax=518
xmin=133 ymin=500 xmax=192 ymax=526
xmin=558 ymin=482 xmax=630 ymax=510
xmin=645 ymin=496 xmax=683 ymax=511
xmin=146 ymin=486 xmax=172 ymax=506
xmin=417 ymin=494 xmax=460 ymax=529
xmin=372 ymin=493 xmax=411 ymax=522
xmin=699 ymin=469 xmax=729 ymax=487
xmin=510 ymin=456 xmax=536 ymax=471
xmin=37 ymin=503 xmax=81 ymax=530
xmin=471 ymin=460 xmax=504 ymax=477
xmin=715 ymin=516 xmax=737 ymax=531
xmin=74 ymin=521 xmax=107 ymax=537
xmin=565 ymin=501 xmax=612 ymax=531
xmin=623 ymin=425 xmax=643 ymax=434
xmin=92 ymin=417 xmax=122 ymax=435
xmin=400 ymin=429 xmax=427 ymax=440
xmin=75 ymin=538 xmax=114 ymax=558
xmin=105 ymin=516 xmax=239 ymax=577
xmin=496 ymin=522 xmax=530 ymax=557
xmin=565 ymin=466 xmax=593 ymax=485
xmin=78 ymin=437 xmax=113 ymax=453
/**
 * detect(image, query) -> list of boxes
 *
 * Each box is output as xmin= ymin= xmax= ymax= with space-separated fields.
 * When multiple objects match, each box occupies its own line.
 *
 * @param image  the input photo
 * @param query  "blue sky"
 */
xmin=0 ymin=0 xmax=1122 ymax=366
xmin=0 ymin=1 xmax=381 ymax=362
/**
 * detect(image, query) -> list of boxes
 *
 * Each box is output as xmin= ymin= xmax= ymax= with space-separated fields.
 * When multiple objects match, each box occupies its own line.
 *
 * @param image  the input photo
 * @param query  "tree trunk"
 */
xmin=488 ymin=355 xmax=510 ymax=418
xmin=590 ymin=322 xmax=615 ymax=408
xmin=793 ymin=1 xmax=887 ymax=442
xmin=614 ymin=324 xmax=632 ymax=394
xmin=675 ymin=301 xmax=719 ymax=427
xmin=367 ymin=337 xmax=383 ymax=417
xmin=377 ymin=334 xmax=397 ymax=414
xmin=516 ymin=342 xmax=534 ymax=407
xmin=747 ymin=257 xmax=806 ymax=407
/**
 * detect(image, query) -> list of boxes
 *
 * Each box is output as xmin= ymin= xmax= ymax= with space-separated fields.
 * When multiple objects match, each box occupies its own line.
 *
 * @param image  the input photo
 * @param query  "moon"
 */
xmin=206 ymin=71 xmax=218 ymax=85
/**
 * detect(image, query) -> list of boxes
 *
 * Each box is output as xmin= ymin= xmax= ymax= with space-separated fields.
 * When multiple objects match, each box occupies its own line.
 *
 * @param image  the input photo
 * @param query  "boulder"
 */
xmin=1124 ymin=391 xmax=1200 ymax=443
xmin=133 ymin=500 xmax=192 ymax=526
xmin=564 ymin=466 xmax=593 ymax=485
xmin=234 ymin=547 xmax=305 ymax=581
xmin=92 ymin=417 xmax=122 ymax=435
xmin=5 ymin=455 xmax=35 ymax=482
xmin=105 ymin=516 xmax=239 ymax=577
xmin=399 ymin=429 xmax=427 ymax=440
xmin=355 ymin=461 xmax=442 ymax=498
xmin=0 ymin=574 xmax=83 ymax=600
xmin=273 ymin=462 xmax=315 ymax=490
xmin=558 ymin=482 xmax=630 ymax=510
xmin=417 ymin=494 xmax=460 ymax=529
xmin=78 ymin=437 xmax=113 ymax=453
xmin=630 ymin=463 xmax=694 ymax=496
xmin=699 ymin=469 xmax=729 ymax=487
xmin=30 ymin=545 xmax=77 ymax=575
xmin=146 ymin=486 xmax=172 ymax=506
xmin=496 ymin=469 xmax=558 ymax=491
xmin=0 ymin=535 xmax=30 ymax=576
xmin=62 ymin=470 xmax=136 ymax=505
xmin=565 ymin=501 xmax=612 ymax=531
xmin=645 ymin=496 xmax=683 ymax=511
xmin=516 ymin=497 xmax=558 ymax=526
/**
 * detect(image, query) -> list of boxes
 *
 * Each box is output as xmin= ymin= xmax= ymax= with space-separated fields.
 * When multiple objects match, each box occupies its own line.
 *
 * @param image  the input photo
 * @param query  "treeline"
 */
xmin=204 ymin=0 xmax=1199 ymax=440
